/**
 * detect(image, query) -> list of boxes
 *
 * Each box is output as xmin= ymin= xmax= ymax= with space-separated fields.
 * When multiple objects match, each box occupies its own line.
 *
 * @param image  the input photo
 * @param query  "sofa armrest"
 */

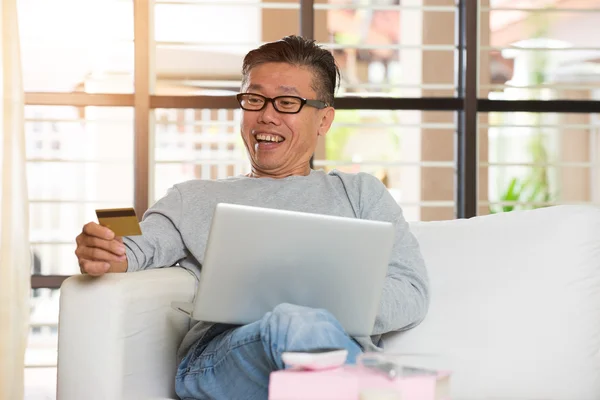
xmin=57 ymin=267 xmax=196 ymax=400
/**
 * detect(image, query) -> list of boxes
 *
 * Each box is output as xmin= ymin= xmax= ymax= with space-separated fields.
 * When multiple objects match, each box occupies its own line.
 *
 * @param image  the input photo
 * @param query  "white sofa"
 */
xmin=56 ymin=205 xmax=600 ymax=400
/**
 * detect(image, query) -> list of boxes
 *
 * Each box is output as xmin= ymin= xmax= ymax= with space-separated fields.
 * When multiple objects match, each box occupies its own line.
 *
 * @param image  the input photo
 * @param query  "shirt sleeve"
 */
xmin=358 ymin=173 xmax=430 ymax=335
xmin=123 ymin=185 xmax=188 ymax=272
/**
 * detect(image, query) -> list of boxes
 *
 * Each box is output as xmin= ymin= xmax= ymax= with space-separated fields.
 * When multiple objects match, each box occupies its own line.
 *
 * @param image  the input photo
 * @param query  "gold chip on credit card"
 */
xmin=96 ymin=207 xmax=142 ymax=237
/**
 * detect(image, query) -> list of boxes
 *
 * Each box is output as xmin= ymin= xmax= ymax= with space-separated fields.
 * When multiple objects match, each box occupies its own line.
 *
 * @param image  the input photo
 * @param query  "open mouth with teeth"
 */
xmin=256 ymin=133 xmax=285 ymax=143
xmin=254 ymin=134 xmax=285 ymax=152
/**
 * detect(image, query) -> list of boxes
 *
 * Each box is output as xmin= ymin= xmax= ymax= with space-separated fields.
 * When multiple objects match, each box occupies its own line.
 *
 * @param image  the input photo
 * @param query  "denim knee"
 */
xmin=264 ymin=303 xmax=345 ymax=344
xmin=259 ymin=303 xmax=339 ymax=367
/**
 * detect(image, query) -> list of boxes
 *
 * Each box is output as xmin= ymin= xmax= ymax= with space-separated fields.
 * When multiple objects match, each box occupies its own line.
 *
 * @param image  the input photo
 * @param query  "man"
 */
xmin=75 ymin=35 xmax=429 ymax=400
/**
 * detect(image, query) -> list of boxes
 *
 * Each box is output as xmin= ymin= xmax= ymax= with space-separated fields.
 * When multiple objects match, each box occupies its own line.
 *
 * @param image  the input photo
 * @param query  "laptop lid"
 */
xmin=184 ymin=203 xmax=395 ymax=337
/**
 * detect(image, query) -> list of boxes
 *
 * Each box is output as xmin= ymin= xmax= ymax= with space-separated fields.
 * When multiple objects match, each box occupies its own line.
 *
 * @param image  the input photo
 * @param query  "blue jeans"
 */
xmin=175 ymin=303 xmax=363 ymax=400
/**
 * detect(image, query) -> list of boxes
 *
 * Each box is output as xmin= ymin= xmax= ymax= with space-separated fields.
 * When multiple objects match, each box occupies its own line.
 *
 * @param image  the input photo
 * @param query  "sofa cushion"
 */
xmin=383 ymin=205 xmax=600 ymax=400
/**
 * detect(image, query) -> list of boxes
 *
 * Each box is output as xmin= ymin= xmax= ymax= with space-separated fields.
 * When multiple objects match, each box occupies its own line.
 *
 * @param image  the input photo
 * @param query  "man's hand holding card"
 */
xmin=74 ymin=207 xmax=142 ymax=276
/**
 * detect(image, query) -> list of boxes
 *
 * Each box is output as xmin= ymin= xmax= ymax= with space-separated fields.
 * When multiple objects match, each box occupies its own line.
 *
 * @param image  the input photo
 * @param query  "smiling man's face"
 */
xmin=240 ymin=62 xmax=335 ymax=178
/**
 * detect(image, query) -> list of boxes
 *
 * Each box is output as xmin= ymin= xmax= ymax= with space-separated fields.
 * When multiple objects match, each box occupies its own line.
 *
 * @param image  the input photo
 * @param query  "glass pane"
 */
xmin=27 ymin=288 xmax=60 ymax=367
xmin=25 ymin=367 xmax=57 ymax=400
xmin=18 ymin=0 xmax=133 ymax=93
xmin=153 ymin=108 xmax=250 ymax=202
xmin=481 ymin=4 xmax=600 ymax=100
xmin=317 ymin=110 xmax=457 ymax=222
xmin=154 ymin=1 xmax=299 ymax=95
xmin=480 ymin=112 xmax=600 ymax=214
xmin=26 ymin=106 xmax=134 ymax=274
xmin=31 ymin=243 xmax=78 ymax=276
xmin=317 ymin=1 xmax=457 ymax=98
xmin=26 ymin=288 xmax=60 ymax=398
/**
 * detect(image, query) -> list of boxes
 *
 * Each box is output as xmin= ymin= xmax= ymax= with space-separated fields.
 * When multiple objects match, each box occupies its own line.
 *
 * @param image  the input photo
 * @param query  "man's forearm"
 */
xmin=372 ymin=276 xmax=429 ymax=335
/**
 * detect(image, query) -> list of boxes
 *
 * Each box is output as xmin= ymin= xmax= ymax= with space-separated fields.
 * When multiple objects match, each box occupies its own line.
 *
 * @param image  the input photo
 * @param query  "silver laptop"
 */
xmin=172 ymin=203 xmax=395 ymax=337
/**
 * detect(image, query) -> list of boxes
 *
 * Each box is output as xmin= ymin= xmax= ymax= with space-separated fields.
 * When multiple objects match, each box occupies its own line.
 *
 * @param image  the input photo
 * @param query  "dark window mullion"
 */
xmin=457 ymin=0 xmax=479 ymax=219
xmin=300 ymin=0 xmax=315 ymax=168
xmin=133 ymin=0 xmax=153 ymax=219
xmin=150 ymin=95 xmax=463 ymax=111
xmin=479 ymin=99 xmax=600 ymax=113
xmin=300 ymin=0 xmax=314 ymax=40
xmin=31 ymin=275 xmax=70 ymax=290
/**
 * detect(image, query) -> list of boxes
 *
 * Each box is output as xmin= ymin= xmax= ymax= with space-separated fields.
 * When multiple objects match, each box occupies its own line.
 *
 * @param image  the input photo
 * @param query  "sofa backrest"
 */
xmin=383 ymin=205 xmax=600 ymax=400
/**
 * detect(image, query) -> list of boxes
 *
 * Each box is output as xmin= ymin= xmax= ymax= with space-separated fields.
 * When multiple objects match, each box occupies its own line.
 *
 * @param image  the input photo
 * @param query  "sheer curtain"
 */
xmin=0 ymin=0 xmax=31 ymax=399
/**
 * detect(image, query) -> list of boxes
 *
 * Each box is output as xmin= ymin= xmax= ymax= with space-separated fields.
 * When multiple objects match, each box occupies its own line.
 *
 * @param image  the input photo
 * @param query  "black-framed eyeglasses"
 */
xmin=236 ymin=93 xmax=329 ymax=114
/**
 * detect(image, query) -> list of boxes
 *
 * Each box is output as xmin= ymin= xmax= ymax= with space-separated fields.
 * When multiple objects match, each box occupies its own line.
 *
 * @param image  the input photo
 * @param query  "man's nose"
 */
xmin=257 ymin=101 xmax=280 ymax=124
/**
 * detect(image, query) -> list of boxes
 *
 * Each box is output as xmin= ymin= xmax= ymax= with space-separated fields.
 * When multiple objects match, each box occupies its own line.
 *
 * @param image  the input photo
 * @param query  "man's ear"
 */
xmin=317 ymin=107 xmax=335 ymax=137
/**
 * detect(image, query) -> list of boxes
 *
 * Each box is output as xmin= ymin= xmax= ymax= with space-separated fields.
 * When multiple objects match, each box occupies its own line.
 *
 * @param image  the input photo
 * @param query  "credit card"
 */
xmin=96 ymin=207 xmax=142 ymax=237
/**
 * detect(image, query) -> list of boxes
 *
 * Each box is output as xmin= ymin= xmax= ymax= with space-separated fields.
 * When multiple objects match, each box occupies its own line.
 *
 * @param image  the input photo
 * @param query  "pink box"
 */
xmin=269 ymin=366 xmax=450 ymax=400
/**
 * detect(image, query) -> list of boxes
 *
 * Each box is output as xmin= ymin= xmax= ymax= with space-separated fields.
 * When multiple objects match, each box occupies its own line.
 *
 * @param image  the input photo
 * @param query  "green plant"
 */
xmin=490 ymin=121 xmax=554 ymax=214
xmin=491 ymin=7 xmax=557 ymax=213
xmin=490 ymin=175 xmax=553 ymax=214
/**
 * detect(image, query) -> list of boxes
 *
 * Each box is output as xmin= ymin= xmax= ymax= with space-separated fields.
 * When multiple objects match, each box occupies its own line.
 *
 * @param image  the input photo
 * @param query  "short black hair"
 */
xmin=241 ymin=35 xmax=340 ymax=105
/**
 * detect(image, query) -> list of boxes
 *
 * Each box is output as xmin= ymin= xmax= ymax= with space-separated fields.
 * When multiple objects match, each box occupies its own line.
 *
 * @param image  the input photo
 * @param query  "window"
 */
xmin=480 ymin=1 xmax=600 ymax=213
xmin=482 ymin=112 xmax=600 ymax=212
xmin=319 ymin=1 xmax=457 ymax=98
xmin=26 ymin=106 xmax=134 ymax=277
xmin=153 ymin=107 xmax=248 ymax=201
xmin=316 ymin=109 xmax=457 ymax=221
xmin=153 ymin=1 xmax=298 ymax=95
xmin=19 ymin=0 xmax=133 ymax=93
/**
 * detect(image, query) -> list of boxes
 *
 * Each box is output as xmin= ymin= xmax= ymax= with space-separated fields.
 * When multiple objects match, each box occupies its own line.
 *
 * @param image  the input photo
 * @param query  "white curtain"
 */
xmin=0 ymin=0 xmax=31 ymax=399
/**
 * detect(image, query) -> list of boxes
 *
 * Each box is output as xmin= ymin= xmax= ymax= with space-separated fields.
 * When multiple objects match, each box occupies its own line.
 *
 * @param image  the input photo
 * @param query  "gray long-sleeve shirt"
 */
xmin=123 ymin=169 xmax=429 ymax=362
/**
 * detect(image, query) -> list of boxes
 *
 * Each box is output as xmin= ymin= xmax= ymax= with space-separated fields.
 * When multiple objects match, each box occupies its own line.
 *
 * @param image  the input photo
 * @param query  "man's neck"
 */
xmin=248 ymin=165 xmax=312 ymax=179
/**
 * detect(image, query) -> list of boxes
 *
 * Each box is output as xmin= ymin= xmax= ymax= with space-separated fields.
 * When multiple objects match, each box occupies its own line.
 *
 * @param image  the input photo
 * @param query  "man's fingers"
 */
xmin=76 ymin=222 xmax=127 ymax=276
xmin=91 ymin=236 xmax=126 ymax=256
xmin=79 ymin=259 xmax=110 ymax=276
xmin=83 ymin=222 xmax=115 ymax=240
xmin=77 ymin=245 xmax=127 ymax=263
xmin=79 ymin=236 xmax=126 ymax=256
